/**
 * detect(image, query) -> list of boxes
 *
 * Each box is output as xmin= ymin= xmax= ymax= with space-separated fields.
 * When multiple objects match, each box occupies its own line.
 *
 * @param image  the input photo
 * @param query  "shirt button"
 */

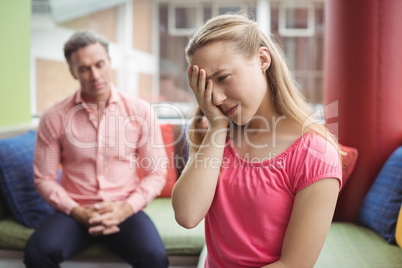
xmin=99 ymin=155 xmax=104 ymax=160
xmin=99 ymin=175 xmax=104 ymax=180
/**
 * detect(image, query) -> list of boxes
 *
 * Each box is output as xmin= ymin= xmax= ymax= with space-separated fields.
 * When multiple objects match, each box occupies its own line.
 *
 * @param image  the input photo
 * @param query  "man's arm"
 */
xmin=125 ymin=103 xmax=168 ymax=214
xmin=34 ymin=112 xmax=79 ymax=215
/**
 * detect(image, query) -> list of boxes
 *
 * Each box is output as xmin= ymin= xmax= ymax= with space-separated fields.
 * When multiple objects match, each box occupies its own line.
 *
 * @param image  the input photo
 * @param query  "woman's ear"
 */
xmin=258 ymin=47 xmax=271 ymax=72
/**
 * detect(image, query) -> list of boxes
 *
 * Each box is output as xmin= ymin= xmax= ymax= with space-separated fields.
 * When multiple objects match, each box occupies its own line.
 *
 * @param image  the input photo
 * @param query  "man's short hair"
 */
xmin=64 ymin=30 xmax=109 ymax=66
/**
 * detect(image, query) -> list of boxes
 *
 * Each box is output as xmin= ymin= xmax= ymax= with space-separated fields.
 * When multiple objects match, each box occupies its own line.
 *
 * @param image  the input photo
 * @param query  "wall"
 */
xmin=0 ymin=0 xmax=31 ymax=127
xmin=133 ymin=0 xmax=154 ymax=101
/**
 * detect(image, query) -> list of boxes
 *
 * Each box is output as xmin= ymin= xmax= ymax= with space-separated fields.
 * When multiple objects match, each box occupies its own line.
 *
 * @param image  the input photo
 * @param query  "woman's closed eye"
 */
xmin=217 ymin=76 xmax=227 ymax=82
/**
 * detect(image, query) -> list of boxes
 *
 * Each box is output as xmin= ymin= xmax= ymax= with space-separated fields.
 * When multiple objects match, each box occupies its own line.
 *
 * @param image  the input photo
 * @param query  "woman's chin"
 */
xmin=228 ymin=116 xmax=251 ymax=127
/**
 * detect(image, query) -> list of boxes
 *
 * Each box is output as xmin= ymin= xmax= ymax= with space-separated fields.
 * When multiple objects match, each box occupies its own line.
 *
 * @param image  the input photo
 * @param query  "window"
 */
xmin=271 ymin=0 xmax=325 ymax=105
xmin=30 ymin=0 xmax=325 ymax=120
xmin=279 ymin=3 xmax=315 ymax=37
xmin=168 ymin=4 xmax=202 ymax=36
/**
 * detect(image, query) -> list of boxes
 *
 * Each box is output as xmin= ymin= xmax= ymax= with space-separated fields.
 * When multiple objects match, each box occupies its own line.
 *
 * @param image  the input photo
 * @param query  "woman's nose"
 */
xmin=212 ymin=86 xmax=227 ymax=106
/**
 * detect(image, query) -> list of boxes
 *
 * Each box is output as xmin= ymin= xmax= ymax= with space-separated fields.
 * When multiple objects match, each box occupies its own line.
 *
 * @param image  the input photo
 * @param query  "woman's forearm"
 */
xmin=172 ymin=125 xmax=227 ymax=228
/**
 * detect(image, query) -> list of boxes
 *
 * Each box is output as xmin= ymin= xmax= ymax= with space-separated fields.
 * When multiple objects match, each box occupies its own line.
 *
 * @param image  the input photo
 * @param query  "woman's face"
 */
xmin=190 ymin=41 xmax=272 ymax=126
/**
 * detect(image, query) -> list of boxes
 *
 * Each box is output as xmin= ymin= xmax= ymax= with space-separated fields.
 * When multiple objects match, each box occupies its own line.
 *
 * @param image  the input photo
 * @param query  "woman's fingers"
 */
xmin=190 ymin=65 xmax=200 ymax=93
xmin=188 ymin=66 xmax=194 ymax=89
xmin=189 ymin=65 xmax=207 ymax=95
xmin=187 ymin=65 xmax=228 ymax=128
xmin=189 ymin=66 xmax=207 ymax=97
xmin=204 ymin=78 xmax=213 ymax=103
xmin=199 ymin=69 xmax=206 ymax=93
xmin=188 ymin=65 xmax=225 ymax=121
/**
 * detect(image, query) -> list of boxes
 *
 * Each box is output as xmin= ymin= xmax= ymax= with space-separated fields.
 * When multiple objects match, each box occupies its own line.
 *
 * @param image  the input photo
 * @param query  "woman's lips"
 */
xmin=225 ymin=105 xmax=238 ymax=115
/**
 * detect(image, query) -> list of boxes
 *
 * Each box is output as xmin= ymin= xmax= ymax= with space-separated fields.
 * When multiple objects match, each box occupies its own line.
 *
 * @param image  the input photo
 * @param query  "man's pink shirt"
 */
xmin=205 ymin=134 xmax=342 ymax=268
xmin=33 ymin=87 xmax=167 ymax=215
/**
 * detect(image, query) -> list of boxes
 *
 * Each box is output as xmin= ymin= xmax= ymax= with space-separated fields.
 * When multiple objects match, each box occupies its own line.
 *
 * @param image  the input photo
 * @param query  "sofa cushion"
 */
xmin=0 ymin=130 xmax=54 ymax=229
xmin=145 ymin=198 xmax=205 ymax=255
xmin=0 ymin=216 xmax=34 ymax=250
xmin=0 ymin=198 xmax=205 ymax=256
xmin=315 ymin=223 xmax=402 ymax=267
xmin=158 ymin=124 xmax=178 ymax=197
xmin=339 ymin=144 xmax=358 ymax=187
xmin=396 ymin=205 xmax=402 ymax=248
xmin=173 ymin=124 xmax=188 ymax=178
xmin=137 ymin=123 xmax=178 ymax=197
xmin=197 ymin=223 xmax=402 ymax=267
xmin=0 ymin=189 xmax=11 ymax=221
xmin=358 ymin=146 xmax=402 ymax=243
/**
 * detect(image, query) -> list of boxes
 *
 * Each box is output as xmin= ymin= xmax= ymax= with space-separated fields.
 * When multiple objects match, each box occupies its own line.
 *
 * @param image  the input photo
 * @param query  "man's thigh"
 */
xmin=25 ymin=212 xmax=97 ymax=262
xmin=103 ymin=211 xmax=167 ymax=264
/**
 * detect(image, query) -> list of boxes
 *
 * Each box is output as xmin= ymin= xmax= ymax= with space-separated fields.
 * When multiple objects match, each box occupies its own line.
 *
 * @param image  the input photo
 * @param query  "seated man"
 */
xmin=24 ymin=30 xmax=168 ymax=268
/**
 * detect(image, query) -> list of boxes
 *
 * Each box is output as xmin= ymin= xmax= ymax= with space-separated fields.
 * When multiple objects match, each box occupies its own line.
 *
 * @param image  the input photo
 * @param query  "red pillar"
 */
xmin=324 ymin=0 xmax=402 ymax=222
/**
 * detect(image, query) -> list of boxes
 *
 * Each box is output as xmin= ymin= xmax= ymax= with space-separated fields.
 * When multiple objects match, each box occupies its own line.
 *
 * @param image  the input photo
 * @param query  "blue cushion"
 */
xmin=358 ymin=146 xmax=402 ymax=243
xmin=0 ymin=130 xmax=54 ymax=229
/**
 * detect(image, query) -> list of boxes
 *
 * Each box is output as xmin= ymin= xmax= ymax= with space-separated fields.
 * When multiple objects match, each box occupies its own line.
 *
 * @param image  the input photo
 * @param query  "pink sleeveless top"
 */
xmin=204 ymin=133 xmax=342 ymax=268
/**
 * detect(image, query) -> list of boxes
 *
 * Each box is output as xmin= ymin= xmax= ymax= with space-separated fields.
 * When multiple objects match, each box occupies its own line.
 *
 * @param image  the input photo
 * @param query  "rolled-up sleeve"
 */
xmin=125 ymin=101 xmax=167 ymax=213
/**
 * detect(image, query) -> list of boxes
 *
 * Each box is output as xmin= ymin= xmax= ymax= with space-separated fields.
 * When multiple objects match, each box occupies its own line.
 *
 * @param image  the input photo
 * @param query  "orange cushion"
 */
xmin=158 ymin=123 xmax=178 ymax=197
xmin=340 ymin=144 xmax=358 ymax=188
xmin=137 ymin=123 xmax=177 ymax=197
xmin=395 ymin=205 xmax=402 ymax=248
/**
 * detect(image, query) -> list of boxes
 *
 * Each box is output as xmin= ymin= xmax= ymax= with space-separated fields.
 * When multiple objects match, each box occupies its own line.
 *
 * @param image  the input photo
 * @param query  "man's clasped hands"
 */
xmin=71 ymin=202 xmax=133 ymax=236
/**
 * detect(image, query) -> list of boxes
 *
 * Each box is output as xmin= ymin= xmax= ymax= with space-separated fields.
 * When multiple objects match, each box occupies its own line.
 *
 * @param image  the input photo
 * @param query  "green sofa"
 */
xmin=0 ymin=198 xmax=205 ymax=266
xmin=197 ymin=222 xmax=402 ymax=268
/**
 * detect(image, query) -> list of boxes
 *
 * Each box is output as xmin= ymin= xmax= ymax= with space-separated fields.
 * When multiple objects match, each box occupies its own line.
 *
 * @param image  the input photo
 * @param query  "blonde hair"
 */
xmin=186 ymin=14 xmax=340 ymax=155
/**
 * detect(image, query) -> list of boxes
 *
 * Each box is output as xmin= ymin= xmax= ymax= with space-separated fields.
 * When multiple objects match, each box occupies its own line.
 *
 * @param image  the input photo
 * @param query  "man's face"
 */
xmin=69 ymin=42 xmax=112 ymax=104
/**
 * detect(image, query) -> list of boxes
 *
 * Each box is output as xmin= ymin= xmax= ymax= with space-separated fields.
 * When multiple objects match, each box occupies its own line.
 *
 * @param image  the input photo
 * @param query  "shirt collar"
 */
xmin=74 ymin=84 xmax=121 ymax=105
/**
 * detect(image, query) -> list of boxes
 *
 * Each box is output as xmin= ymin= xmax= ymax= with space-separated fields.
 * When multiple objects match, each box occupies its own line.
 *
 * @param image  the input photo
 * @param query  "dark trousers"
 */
xmin=24 ymin=211 xmax=168 ymax=268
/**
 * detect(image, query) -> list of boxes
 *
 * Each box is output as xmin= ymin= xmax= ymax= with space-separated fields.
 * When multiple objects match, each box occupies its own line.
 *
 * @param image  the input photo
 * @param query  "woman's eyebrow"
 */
xmin=206 ymin=69 xmax=226 ymax=80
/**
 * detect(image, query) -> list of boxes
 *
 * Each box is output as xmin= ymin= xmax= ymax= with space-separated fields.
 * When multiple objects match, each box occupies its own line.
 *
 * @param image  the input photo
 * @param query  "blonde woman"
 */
xmin=172 ymin=14 xmax=342 ymax=268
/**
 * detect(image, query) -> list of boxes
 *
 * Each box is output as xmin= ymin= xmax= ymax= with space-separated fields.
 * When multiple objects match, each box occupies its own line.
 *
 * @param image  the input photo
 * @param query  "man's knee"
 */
xmin=137 ymin=247 xmax=169 ymax=268
xmin=24 ymin=233 xmax=63 ymax=267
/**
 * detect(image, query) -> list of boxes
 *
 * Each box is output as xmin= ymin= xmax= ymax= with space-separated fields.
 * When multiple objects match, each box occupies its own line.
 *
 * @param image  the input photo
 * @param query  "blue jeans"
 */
xmin=24 ymin=211 xmax=168 ymax=268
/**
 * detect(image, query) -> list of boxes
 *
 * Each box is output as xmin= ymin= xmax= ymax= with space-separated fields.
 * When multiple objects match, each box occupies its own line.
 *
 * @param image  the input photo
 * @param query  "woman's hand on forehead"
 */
xmin=188 ymin=65 xmax=228 ymax=129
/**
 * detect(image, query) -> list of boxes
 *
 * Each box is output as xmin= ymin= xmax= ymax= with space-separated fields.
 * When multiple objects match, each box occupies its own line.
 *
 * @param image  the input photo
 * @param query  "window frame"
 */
xmin=278 ymin=2 xmax=315 ymax=37
xmin=167 ymin=2 xmax=203 ymax=36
